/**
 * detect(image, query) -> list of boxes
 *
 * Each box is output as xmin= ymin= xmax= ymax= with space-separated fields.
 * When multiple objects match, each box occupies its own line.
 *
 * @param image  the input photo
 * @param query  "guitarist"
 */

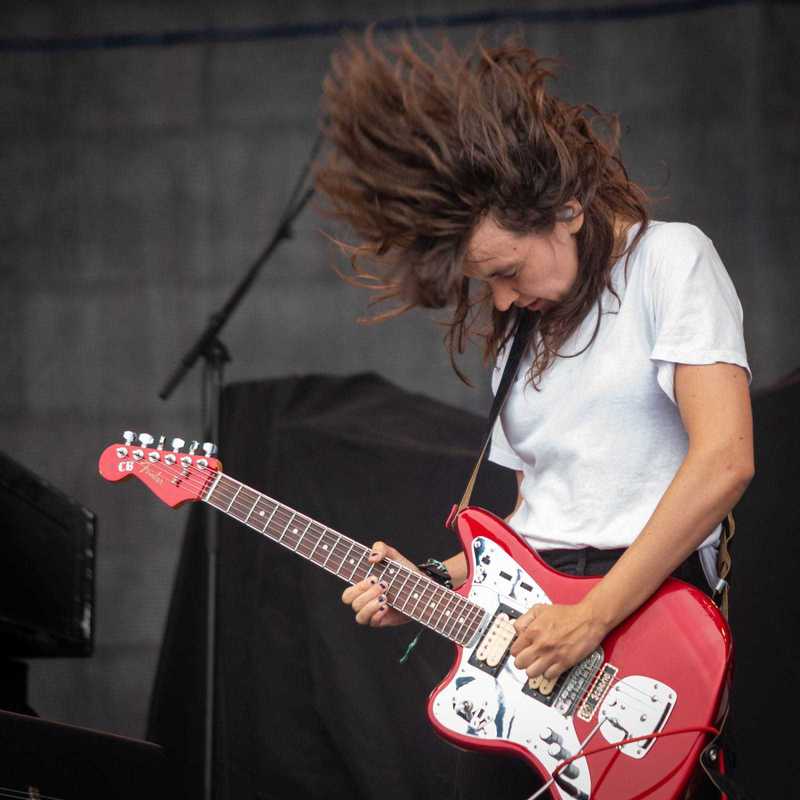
xmin=317 ymin=32 xmax=753 ymax=799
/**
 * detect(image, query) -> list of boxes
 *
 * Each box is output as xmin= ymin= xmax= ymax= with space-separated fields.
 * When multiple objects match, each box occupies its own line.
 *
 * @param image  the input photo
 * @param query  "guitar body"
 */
xmin=428 ymin=507 xmax=732 ymax=800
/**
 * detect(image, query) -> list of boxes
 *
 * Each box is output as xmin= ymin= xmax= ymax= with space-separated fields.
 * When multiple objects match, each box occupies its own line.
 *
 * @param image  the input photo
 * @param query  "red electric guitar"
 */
xmin=99 ymin=433 xmax=731 ymax=800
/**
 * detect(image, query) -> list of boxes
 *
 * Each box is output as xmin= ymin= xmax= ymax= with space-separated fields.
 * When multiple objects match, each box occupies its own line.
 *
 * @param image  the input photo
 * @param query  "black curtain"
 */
xmin=148 ymin=373 xmax=516 ymax=799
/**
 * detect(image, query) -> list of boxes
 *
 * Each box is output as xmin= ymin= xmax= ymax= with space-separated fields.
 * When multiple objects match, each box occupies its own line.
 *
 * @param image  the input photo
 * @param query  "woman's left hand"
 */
xmin=510 ymin=601 xmax=610 ymax=681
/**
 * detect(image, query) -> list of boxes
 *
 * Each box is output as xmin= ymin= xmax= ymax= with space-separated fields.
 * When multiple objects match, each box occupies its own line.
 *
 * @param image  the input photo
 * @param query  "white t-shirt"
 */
xmin=489 ymin=221 xmax=750 ymax=552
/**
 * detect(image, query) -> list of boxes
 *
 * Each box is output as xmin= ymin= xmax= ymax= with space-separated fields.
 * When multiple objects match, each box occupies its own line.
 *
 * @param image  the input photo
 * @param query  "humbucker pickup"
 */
xmin=468 ymin=603 xmax=521 ymax=677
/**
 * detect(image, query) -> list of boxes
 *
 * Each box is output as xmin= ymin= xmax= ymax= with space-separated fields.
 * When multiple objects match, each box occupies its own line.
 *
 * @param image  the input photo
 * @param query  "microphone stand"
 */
xmin=158 ymin=130 xmax=322 ymax=800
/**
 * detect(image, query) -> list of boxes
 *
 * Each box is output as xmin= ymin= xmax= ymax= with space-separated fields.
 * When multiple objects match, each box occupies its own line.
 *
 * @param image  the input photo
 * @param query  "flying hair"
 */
xmin=314 ymin=29 xmax=649 ymax=385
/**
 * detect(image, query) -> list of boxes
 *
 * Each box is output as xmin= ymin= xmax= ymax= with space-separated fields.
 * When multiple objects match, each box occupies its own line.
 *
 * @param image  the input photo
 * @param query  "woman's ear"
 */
xmin=557 ymin=200 xmax=584 ymax=234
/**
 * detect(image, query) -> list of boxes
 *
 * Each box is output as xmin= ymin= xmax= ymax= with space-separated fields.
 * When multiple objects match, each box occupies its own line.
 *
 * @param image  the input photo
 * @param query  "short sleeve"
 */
xmin=647 ymin=224 xmax=751 ymax=403
xmin=488 ymin=340 xmax=525 ymax=471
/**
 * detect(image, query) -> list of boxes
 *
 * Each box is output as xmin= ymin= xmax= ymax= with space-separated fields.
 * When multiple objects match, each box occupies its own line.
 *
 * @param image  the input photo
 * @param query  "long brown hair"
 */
xmin=315 ymin=30 xmax=649 ymax=384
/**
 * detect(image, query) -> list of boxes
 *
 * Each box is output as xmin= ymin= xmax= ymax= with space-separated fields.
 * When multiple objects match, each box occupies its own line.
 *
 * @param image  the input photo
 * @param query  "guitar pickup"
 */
xmin=468 ymin=603 xmax=520 ymax=677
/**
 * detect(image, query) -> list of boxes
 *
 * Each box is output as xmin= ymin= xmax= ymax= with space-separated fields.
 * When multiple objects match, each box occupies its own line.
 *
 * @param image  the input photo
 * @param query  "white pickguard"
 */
xmin=430 ymin=537 xmax=592 ymax=800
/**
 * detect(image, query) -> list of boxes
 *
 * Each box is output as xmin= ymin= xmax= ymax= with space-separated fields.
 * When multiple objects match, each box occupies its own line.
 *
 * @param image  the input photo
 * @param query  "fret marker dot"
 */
xmin=322 ymin=544 xmax=328 ymax=550
xmin=413 ymin=593 xmax=419 ymax=599
xmin=349 ymin=558 xmax=355 ymax=564
xmin=389 ymin=568 xmax=395 ymax=574
xmin=445 ymin=611 xmax=451 ymax=616
xmin=259 ymin=511 xmax=265 ymax=517
xmin=292 ymin=528 xmax=298 ymax=534
xmin=429 ymin=602 xmax=435 ymax=608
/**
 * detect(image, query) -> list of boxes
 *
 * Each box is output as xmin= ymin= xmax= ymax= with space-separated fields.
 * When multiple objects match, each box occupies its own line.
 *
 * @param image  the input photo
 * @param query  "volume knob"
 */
xmin=539 ymin=727 xmax=561 ymax=745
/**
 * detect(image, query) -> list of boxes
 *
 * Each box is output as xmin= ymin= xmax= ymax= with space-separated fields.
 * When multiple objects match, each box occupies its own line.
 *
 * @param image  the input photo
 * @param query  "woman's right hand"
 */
xmin=341 ymin=541 xmax=418 ymax=628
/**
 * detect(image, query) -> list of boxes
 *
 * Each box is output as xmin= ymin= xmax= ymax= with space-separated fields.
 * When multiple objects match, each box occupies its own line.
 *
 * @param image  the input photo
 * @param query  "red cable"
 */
xmin=553 ymin=724 xmax=719 ymax=799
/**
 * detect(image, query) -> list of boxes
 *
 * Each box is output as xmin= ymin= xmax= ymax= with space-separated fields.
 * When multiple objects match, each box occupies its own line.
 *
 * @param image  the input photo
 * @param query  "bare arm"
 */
xmin=511 ymin=362 xmax=754 ymax=680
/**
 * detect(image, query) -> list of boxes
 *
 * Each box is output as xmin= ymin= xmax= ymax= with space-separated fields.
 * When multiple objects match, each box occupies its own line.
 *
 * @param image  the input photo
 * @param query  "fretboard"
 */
xmin=203 ymin=472 xmax=486 ymax=646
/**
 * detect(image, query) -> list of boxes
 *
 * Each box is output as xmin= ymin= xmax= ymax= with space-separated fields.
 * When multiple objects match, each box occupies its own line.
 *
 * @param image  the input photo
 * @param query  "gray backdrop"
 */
xmin=1 ymin=0 xmax=797 ymax=739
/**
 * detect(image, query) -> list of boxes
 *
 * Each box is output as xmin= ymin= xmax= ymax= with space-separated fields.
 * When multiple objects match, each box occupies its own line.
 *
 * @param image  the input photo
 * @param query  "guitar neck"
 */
xmin=204 ymin=471 xmax=486 ymax=646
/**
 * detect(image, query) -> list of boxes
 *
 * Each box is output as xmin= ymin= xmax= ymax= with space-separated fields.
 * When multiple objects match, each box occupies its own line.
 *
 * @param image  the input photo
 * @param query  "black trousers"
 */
xmin=453 ymin=548 xmax=719 ymax=800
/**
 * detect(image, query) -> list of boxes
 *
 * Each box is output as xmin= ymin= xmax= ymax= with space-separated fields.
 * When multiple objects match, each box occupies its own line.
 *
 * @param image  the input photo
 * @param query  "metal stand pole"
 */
xmin=200 ymin=338 xmax=230 ymax=800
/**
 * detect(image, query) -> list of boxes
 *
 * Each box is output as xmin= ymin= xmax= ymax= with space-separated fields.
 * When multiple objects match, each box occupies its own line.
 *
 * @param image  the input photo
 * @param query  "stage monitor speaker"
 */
xmin=0 ymin=709 xmax=175 ymax=800
xmin=0 ymin=451 xmax=96 ymax=657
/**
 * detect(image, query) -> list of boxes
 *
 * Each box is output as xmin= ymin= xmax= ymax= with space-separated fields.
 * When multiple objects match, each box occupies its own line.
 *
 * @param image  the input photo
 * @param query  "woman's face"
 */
xmin=463 ymin=206 xmax=583 ymax=313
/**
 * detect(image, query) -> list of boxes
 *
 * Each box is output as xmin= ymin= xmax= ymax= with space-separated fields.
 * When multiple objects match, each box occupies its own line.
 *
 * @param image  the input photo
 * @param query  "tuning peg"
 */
xmin=123 ymin=431 xmax=137 ymax=445
xmin=157 ymin=435 xmax=166 ymax=450
xmin=188 ymin=440 xmax=199 ymax=455
xmin=202 ymin=442 xmax=218 ymax=458
xmin=171 ymin=437 xmax=185 ymax=452
xmin=139 ymin=433 xmax=154 ymax=448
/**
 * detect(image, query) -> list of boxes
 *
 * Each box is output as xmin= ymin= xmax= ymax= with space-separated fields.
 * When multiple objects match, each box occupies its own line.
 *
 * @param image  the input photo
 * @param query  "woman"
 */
xmin=316 ymin=31 xmax=753 ymax=799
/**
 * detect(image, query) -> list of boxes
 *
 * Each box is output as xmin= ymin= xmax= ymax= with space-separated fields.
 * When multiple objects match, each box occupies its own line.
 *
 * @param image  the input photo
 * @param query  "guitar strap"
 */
xmin=447 ymin=310 xmax=538 ymax=528
xmin=714 ymin=513 xmax=735 ymax=620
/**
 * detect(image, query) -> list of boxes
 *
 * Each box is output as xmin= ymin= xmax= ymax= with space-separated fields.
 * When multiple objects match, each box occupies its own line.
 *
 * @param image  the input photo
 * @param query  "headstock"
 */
xmin=98 ymin=431 xmax=222 ymax=508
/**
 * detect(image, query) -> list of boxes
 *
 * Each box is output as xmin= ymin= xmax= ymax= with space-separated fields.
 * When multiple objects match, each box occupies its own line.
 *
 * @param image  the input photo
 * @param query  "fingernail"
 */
xmin=369 ymin=577 xmax=377 ymax=584
xmin=379 ymin=594 xmax=386 ymax=603
xmin=379 ymin=581 xmax=388 ymax=589
xmin=379 ymin=604 xmax=386 ymax=611
xmin=370 ymin=550 xmax=378 ymax=557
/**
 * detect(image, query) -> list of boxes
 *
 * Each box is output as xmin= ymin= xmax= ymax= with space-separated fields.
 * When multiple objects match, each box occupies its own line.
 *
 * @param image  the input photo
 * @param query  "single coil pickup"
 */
xmin=468 ymin=603 xmax=521 ymax=677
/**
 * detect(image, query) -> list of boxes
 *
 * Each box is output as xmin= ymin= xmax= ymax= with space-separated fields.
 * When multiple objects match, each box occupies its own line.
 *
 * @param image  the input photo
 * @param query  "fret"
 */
xmin=304 ymin=522 xmax=326 ymax=558
xmin=242 ymin=491 xmax=260 ymax=523
xmin=336 ymin=542 xmax=356 ymax=579
xmin=405 ymin=575 xmax=429 ymax=619
xmin=465 ymin=604 xmax=487 ymax=642
xmin=306 ymin=525 xmax=329 ymax=564
xmin=307 ymin=522 xmax=327 ymax=562
xmin=203 ymin=471 xmax=222 ymax=501
xmin=225 ymin=484 xmax=242 ymax=513
xmin=453 ymin=602 xmax=477 ymax=644
xmin=381 ymin=561 xmax=401 ymax=588
xmin=280 ymin=512 xmax=297 ymax=544
xmin=263 ymin=502 xmax=279 ymax=535
xmin=320 ymin=532 xmax=339 ymax=569
xmin=394 ymin=570 xmax=415 ymax=612
xmin=447 ymin=598 xmax=476 ymax=642
xmin=348 ymin=550 xmax=368 ymax=583
xmin=248 ymin=497 xmax=272 ymax=532
xmin=207 ymin=475 xmax=235 ymax=509
xmin=440 ymin=593 xmax=464 ymax=639
xmin=418 ymin=584 xmax=444 ymax=627
xmin=345 ymin=545 xmax=366 ymax=582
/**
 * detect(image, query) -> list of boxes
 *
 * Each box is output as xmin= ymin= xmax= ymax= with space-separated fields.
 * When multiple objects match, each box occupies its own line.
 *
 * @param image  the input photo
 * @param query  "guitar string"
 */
xmin=111 ymin=452 xmax=676 ymax=708
xmin=206 ymin=476 xmax=485 ymax=642
xmin=118 ymin=453 xmax=484 ymax=643
xmin=211 ymin=482 xmax=485 ymax=640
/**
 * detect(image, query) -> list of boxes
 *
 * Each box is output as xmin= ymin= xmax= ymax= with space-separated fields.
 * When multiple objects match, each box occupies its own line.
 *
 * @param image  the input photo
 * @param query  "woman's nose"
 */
xmin=491 ymin=282 xmax=517 ymax=312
